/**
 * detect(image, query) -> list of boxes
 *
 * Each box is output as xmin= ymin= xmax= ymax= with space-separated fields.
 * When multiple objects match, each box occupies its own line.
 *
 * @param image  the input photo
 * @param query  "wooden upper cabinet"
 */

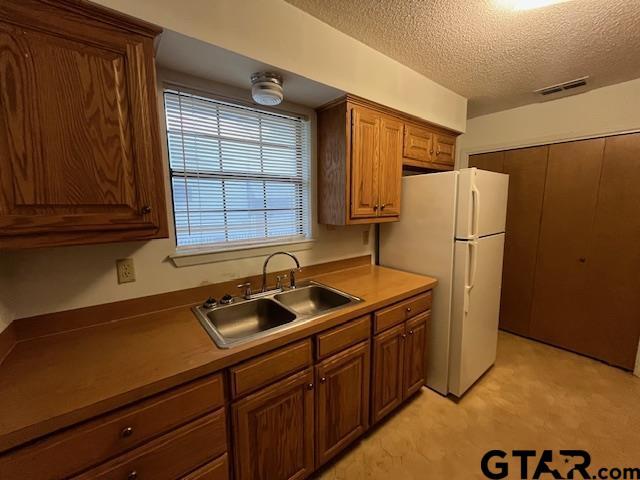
xmin=377 ymin=116 xmax=403 ymax=216
xmin=350 ymin=106 xmax=380 ymax=218
xmin=403 ymin=124 xmax=433 ymax=163
xmin=433 ymin=134 xmax=456 ymax=166
xmin=317 ymin=94 xmax=459 ymax=225
xmin=0 ymin=0 xmax=167 ymax=249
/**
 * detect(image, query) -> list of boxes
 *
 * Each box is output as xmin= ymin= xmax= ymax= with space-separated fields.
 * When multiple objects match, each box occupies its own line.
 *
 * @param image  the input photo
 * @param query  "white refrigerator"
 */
xmin=380 ymin=168 xmax=509 ymax=397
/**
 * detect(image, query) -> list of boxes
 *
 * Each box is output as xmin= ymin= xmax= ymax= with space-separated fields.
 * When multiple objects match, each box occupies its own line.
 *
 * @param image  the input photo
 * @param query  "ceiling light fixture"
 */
xmin=495 ymin=0 xmax=573 ymax=10
xmin=251 ymin=72 xmax=284 ymax=106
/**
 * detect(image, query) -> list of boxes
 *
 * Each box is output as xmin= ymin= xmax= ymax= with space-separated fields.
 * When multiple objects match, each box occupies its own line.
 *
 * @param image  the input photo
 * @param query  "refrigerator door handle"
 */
xmin=471 ymin=182 xmax=480 ymax=239
xmin=464 ymin=240 xmax=478 ymax=314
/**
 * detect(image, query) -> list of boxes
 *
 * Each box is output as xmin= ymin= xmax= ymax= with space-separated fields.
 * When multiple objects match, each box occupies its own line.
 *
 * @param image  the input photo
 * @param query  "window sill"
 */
xmin=169 ymin=239 xmax=316 ymax=267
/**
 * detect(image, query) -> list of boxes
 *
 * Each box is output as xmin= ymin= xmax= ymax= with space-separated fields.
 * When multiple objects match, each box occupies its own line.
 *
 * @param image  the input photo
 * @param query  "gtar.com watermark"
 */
xmin=481 ymin=450 xmax=640 ymax=479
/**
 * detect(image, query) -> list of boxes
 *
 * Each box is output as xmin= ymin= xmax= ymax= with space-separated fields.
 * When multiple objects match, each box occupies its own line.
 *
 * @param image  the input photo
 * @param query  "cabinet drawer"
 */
xmin=374 ymin=292 xmax=432 ymax=334
xmin=230 ymin=339 xmax=312 ymax=399
xmin=0 ymin=373 xmax=225 ymax=480
xmin=182 ymin=453 xmax=229 ymax=480
xmin=73 ymin=409 xmax=227 ymax=480
xmin=316 ymin=315 xmax=371 ymax=360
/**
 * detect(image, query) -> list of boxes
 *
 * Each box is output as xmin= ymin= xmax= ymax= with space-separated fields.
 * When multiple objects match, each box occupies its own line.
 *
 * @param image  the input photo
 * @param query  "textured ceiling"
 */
xmin=284 ymin=0 xmax=640 ymax=117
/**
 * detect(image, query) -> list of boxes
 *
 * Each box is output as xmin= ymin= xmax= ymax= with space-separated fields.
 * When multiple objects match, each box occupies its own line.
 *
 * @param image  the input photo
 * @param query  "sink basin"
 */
xmin=193 ymin=281 xmax=362 ymax=349
xmin=274 ymin=285 xmax=353 ymax=316
xmin=204 ymin=298 xmax=296 ymax=344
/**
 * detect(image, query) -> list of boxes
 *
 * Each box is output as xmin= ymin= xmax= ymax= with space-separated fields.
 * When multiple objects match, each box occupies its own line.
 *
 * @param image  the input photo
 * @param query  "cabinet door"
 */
xmin=0 ymin=1 xmax=166 ymax=248
xmin=403 ymin=312 xmax=428 ymax=398
xmin=377 ymin=116 xmax=403 ymax=217
xmin=469 ymin=151 xmax=505 ymax=172
xmin=232 ymin=368 xmax=314 ymax=480
xmin=350 ymin=106 xmax=380 ymax=218
xmin=371 ymin=323 xmax=405 ymax=425
xmin=499 ymin=146 xmax=549 ymax=336
xmin=315 ymin=341 xmax=370 ymax=467
xmin=403 ymin=124 xmax=433 ymax=163
xmin=583 ymin=133 xmax=640 ymax=369
xmin=529 ymin=139 xmax=605 ymax=355
xmin=433 ymin=134 xmax=456 ymax=166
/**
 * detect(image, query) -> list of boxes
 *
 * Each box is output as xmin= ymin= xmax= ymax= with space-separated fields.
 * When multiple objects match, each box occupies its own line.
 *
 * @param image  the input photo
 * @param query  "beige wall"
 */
xmin=90 ymin=0 xmax=467 ymax=133
xmin=456 ymin=77 xmax=640 ymax=167
xmin=0 ymin=71 xmax=373 ymax=326
xmin=455 ymin=77 xmax=640 ymax=377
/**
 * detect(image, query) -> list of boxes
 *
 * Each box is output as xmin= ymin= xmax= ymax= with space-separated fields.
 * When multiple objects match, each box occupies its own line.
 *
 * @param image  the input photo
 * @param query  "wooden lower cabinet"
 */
xmin=232 ymin=368 xmax=315 ymax=480
xmin=371 ymin=323 xmax=406 ymax=424
xmin=371 ymin=312 xmax=429 ymax=425
xmin=403 ymin=313 xmax=429 ymax=397
xmin=315 ymin=341 xmax=370 ymax=467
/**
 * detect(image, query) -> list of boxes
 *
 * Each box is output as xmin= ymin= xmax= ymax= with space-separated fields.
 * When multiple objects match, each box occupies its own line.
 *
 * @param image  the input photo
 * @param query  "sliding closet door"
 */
xmin=583 ymin=133 xmax=640 ymax=369
xmin=468 ymin=151 xmax=504 ymax=172
xmin=499 ymin=146 xmax=548 ymax=336
xmin=529 ymin=139 xmax=605 ymax=357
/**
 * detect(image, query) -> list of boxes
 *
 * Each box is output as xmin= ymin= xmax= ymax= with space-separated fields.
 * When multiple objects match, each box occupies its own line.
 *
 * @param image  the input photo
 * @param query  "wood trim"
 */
xmin=12 ymin=255 xmax=372 ymax=341
xmin=0 ymin=0 xmax=163 ymax=37
xmin=318 ymin=94 xmax=461 ymax=138
xmin=402 ymin=159 xmax=454 ymax=172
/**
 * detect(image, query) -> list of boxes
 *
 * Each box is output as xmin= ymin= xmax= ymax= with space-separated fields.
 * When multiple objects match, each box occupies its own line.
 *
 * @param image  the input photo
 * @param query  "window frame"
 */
xmin=162 ymin=84 xmax=313 ymax=259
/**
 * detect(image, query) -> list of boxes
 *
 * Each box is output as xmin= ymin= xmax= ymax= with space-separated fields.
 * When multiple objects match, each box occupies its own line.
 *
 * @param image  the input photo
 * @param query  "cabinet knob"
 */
xmin=373 ymin=204 xmax=379 ymax=211
xmin=380 ymin=203 xmax=390 ymax=210
xmin=406 ymin=307 xmax=412 ymax=313
xmin=320 ymin=377 xmax=326 ymax=383
xmin=579 ymin=257 xmax=586 ymax=263
xmin=141 ymin=205 xmax=152 ymax=215
xmin=436 ymin=148 xmax=441 ymax=155
xmin=121 ymin=426 xmax=134 ymax=438
xmin=307 ymin=383 xmax=314 ymax=390
xmin=409 ymin=330 xmax=414 ymax=335
xmin=401 ymin=333 xmax=407 ymax=339
xmin=127 ymin=471 xmax=138 ymax=480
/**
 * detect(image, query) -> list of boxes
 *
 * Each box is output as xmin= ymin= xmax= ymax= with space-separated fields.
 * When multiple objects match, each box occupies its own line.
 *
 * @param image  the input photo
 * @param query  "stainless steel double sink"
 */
xmin=193 ymin=281 xmax=362 ymax=348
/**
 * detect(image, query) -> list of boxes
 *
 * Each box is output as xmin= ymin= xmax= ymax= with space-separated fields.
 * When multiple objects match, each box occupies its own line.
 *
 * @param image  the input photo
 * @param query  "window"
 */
xmin=164 ymin=89 xmax=311 ymax=250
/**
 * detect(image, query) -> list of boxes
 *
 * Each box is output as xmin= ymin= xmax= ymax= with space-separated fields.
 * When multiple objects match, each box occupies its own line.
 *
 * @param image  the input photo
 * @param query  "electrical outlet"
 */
xmin=362 ymin=228 xmax=370 ymax=245
xmin=116 ymin=258 xmax=136 ymax=284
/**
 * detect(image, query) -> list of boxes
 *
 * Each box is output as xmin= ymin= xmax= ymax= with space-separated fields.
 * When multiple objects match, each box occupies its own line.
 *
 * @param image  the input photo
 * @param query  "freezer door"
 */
xmin=449 ymin=233 xmax=505 ymax=397
xmin=456 ymin=168 xmax=509 ymax=239
xmin=379 ymin=171 xmax=457 ymax=395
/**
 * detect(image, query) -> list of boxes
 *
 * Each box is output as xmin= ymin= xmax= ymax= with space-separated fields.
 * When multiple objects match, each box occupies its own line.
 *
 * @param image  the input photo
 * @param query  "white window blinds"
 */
xmin=164 ymin=89 xmax=311 ymax=249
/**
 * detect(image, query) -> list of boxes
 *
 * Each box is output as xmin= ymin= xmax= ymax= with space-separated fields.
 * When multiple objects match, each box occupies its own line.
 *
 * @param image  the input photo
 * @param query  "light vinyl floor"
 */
xmin=316 ymin=332 xmax=640 ymax=479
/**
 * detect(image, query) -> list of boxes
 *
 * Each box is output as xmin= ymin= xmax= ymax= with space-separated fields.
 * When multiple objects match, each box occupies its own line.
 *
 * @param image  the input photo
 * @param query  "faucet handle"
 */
xmin=289 ymin=268 xmax=302 ymax=289
xmin=237 ymin=282 xmax=252 ymax=299
xmin=275 ymin=274 xmax=288 ymax=290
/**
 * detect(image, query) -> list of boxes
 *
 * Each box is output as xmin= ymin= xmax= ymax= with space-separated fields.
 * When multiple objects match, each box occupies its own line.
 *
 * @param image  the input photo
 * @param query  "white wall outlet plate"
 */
xmin=116 ymin=258 xmax=136 ymax=284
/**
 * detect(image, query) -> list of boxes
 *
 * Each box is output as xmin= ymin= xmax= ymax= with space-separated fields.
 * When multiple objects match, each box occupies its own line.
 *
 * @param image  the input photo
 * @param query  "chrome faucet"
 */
xmin=261 ymin=251 xmax=301 ymax=292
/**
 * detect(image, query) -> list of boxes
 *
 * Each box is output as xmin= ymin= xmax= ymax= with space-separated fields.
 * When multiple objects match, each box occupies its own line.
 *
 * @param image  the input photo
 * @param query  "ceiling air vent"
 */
xmin=534 ymin=76 xmax=589 ymax=96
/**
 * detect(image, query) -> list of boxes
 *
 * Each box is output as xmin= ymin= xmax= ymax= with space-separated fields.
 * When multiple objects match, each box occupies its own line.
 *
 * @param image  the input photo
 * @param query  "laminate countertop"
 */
xmin=0 ymin=265 xmax=437 ymax=452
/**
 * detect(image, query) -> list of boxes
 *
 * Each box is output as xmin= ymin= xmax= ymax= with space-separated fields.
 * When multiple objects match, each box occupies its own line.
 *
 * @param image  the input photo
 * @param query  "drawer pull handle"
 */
xmin=128 ymin=471 xmax=138 ymax=480
xmin=121 ymin=426 xmax=134 ymax=438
